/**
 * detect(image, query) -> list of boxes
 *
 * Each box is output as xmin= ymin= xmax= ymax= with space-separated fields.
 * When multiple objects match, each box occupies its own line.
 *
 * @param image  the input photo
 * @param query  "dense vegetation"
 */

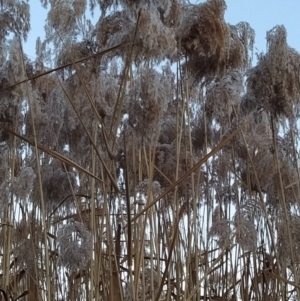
xmin=0 ymin=0 xmax=300 ymax=300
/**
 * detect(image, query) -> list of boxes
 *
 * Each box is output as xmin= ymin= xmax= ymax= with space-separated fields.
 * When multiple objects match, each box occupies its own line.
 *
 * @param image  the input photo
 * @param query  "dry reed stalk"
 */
xmin=19 ymin=39 xmax=51 ymax=301
xmin=271 ymin=117 xmax=300 ymax=297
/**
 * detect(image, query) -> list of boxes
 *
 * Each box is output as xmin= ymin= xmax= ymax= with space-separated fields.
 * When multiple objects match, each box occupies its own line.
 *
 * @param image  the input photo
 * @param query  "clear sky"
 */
xmin=23 ymin=1 xmax=300 ymax=60
xmin=23 ymin=2 xmax=47 ymax=60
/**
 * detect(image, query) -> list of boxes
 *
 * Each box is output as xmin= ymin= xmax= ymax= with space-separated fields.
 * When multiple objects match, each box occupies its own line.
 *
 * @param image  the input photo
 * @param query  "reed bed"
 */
xmin=0 ymin=1 xmax=300 ymax=300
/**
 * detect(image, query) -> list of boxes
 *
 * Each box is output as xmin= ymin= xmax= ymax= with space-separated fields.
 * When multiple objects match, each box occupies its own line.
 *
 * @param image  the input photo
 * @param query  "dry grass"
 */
xmin=0 ymin=1 xmax=300 ymax=301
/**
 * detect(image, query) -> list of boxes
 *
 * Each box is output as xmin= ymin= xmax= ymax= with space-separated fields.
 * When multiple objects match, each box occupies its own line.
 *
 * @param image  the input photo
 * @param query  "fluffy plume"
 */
xmin=6 ymin=37 xmax=27 ymax=98
xmin=12 ymin=167 xmax=36 ymax=199
xmin=30 ymin=162 xmax=77 ymax=211
xmin=44 ymin=168 xmax=77 ymax=207
xmin=177 ymin=1 xmax=253 ymax=81
xmin=246 ymin=25 xmax=300 ymax=117
xmin=47 ymin=0 xmax=86 ymax=33
xmin=209 ymin=217 xmax=232 ymax=249
xmin=0 ymin=0 xmax=30 ymax=41
xmin=25 ymin=84 xmax=67 ymax=149
xmin=177 ymin=0 xmax=229 ymax=80
xmin=234 ymin=214 xmax=257 ymax=252
xmin=161 ymin=0 xmax=181 ymax=27
xmin=125 ymin=67 xmax=169 ymax=145
xmin=96 ymin=3 xmax=177 ymax=62
xmin=136 ymin=179 xmax=162 ymax=199
xmin=205 ymin=70 xmax=243 ymax=125
xmin=57 ymin=221 xmax=92 ymax=271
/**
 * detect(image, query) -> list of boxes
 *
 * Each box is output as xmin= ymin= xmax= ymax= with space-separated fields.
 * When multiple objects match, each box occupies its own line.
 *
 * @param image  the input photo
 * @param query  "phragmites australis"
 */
xmin=205 ymin=69 xmax=244 ymax=126
xmin=0 ymin=0 xmax=30 ymax=41
xmin=47 ymin=0 xmax=86 ymax=38
xmin=57 ymin=221 xmax=92 ymax=271
xmin=29 ymin=162 xmax=77 ymax=211
xmin=177 ymin=0 xmax=229 ymax=81
xmin=12 ymin=166 xmax=36 ymax=199
xmin=125 ymin=66 xmax=169 ymax=145
xmin=209 ymin=217 xmax=232 ymax=249
xmin=96 ymin=2 xmax=177 ymax=62
xmin=1 ymin=1 xmax=300 ymax=300
xmin=177 ymin=0 xmax=254 ymax=82
xmin=246 ymin=25 xmax=300 ymax=117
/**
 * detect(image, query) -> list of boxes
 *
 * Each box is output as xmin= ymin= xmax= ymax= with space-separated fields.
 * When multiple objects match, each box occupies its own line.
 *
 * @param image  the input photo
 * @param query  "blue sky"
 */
xmin=23 ymin=1 xmax=300 ymax=60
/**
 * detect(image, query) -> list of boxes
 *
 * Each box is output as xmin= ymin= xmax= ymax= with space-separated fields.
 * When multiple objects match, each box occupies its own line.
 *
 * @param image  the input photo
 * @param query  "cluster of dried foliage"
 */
xmin=1 ymin=0 xmax=300 ymax=300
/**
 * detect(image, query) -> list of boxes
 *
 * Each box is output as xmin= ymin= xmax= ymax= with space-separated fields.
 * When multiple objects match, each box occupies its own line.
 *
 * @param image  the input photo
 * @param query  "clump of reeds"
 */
xmin=1 ymin=1 xmax=300 ymax=301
